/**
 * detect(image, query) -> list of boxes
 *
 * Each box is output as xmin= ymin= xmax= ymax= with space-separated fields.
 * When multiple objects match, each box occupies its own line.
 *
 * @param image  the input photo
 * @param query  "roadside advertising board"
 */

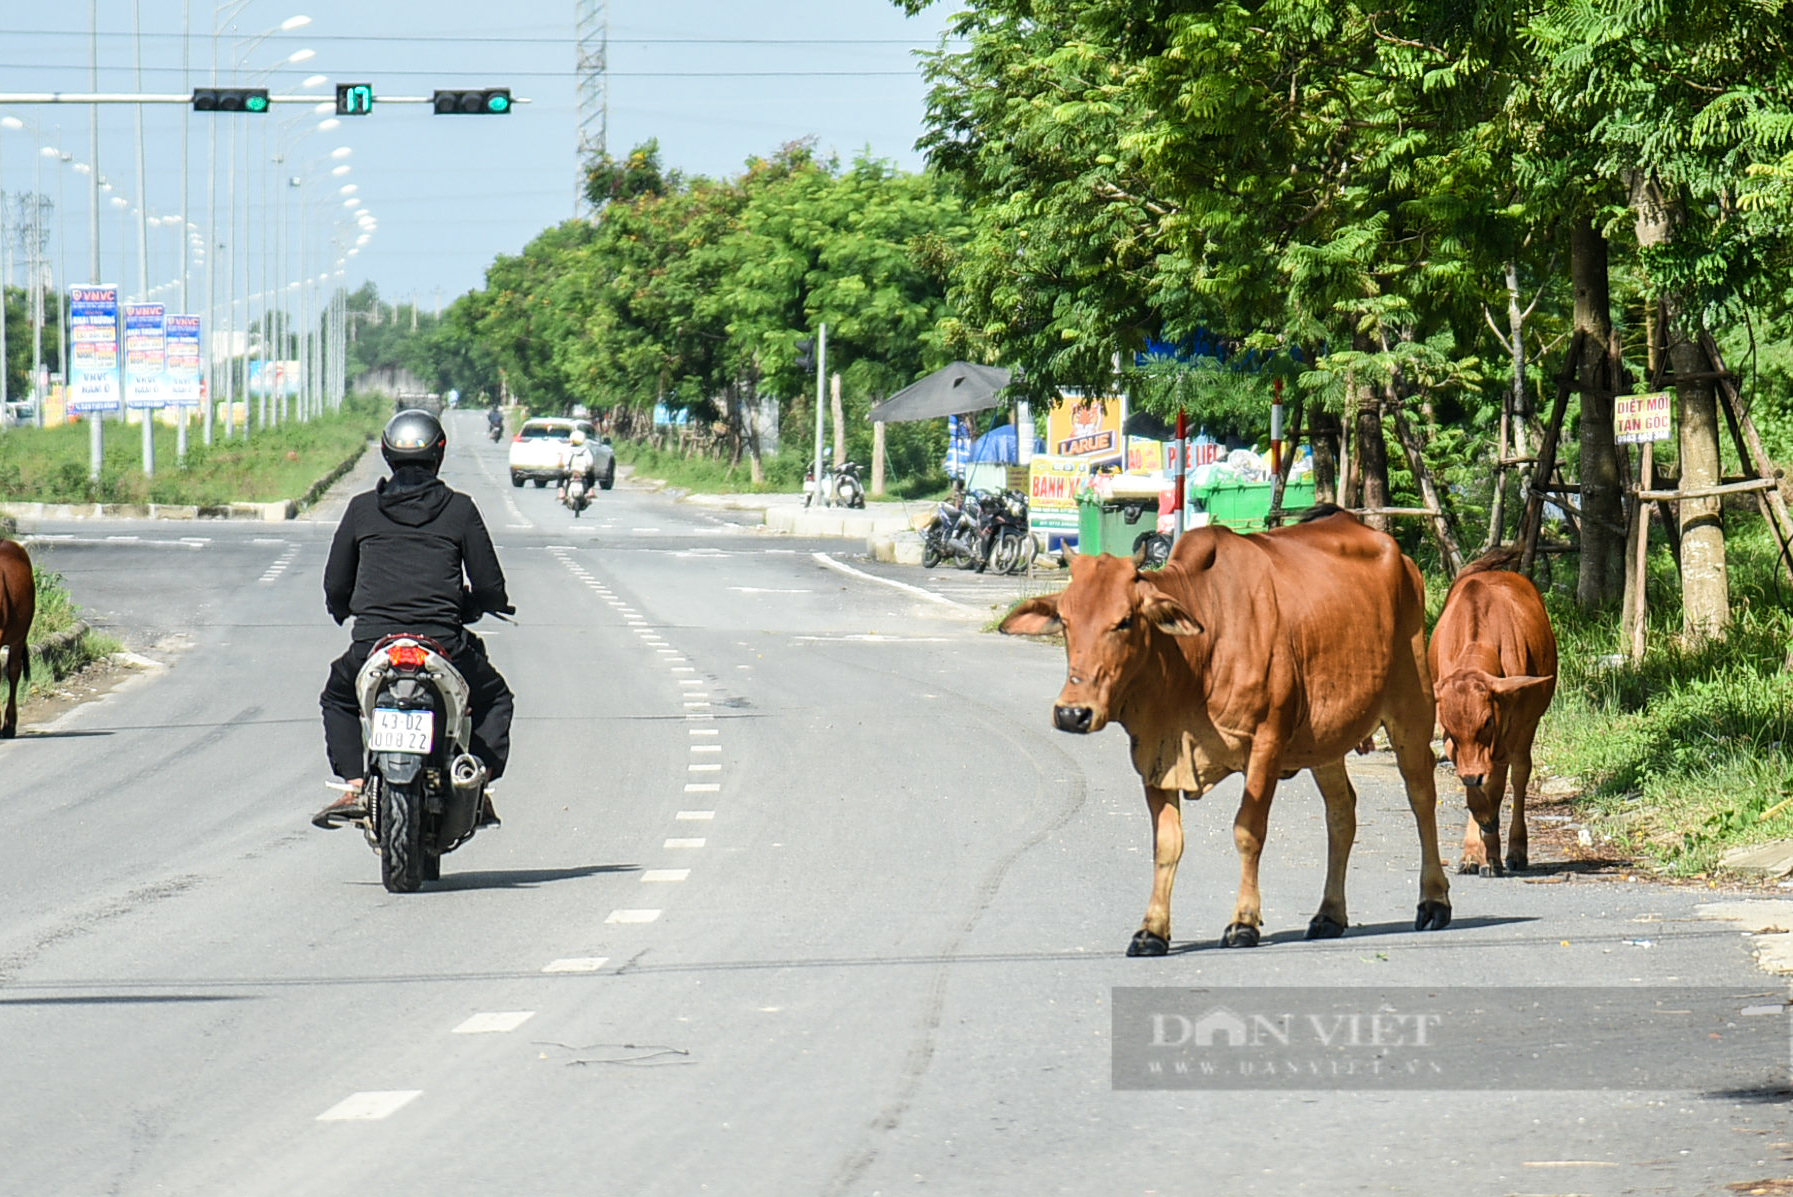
xmin=1614 ymin=391 xmax=1673 ymax=444
xmin=1027 ymin=454 xmax=1087 ymax=536
xmin=165 ymin=315 xmax=203 ymax=406
xmin=68 ymin=284 xmax=121 ymax=414
xmin=1045 ymin=395 xmax=1125 ymax=469
xmin=124 ymin=303 xmax=168 ymax=409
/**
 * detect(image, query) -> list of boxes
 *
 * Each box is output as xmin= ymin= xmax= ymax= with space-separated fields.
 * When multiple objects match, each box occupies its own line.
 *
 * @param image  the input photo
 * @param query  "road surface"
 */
xmin=1 ymin=411 xmax=1786 ymax=1196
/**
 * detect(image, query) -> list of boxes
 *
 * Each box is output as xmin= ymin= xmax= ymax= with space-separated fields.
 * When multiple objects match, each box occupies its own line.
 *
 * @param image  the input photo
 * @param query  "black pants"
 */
xmin=320 ymin=633 xmax=514 ymax=783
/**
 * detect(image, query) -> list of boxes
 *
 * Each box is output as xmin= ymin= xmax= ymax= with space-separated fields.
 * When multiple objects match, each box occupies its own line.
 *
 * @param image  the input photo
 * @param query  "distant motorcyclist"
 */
xmin=558 ymin=427 xmax=598 ymax=505
xmin=486 ymin=404 xmax=504 ymax=441
xmin=312 ymin=409 xmax=514 ymax=829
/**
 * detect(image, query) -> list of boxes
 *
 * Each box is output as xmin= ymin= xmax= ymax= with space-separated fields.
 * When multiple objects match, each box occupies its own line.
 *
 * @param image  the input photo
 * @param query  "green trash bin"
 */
xmin=1076 ymin=491 xmax=1163 ymax=556
xmin=1189 ymin=477 xmax=1316 ymax=532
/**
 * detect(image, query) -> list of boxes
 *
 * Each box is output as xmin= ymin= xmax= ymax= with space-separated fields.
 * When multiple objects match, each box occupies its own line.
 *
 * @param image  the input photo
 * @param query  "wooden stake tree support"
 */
xmin=1505 ymin=315 xmax=1792 ymax=661
xmin=1608 ymin=321 xmax=1793 ymax=661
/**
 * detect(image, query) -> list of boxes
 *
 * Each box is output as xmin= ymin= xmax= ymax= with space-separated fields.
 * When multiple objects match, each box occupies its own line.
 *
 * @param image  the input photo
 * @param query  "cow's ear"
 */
xmin=999 ymin=595 xmax=1063 ymax=636
xmin=1139 ymin=593 xmax=1203 ymax=637
xmin=1489 ymin=674 xmax=1554 ymax=710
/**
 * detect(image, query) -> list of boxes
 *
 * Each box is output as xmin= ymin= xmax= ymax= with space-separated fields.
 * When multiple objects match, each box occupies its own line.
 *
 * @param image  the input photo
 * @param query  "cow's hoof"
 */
xmin=1456 ymin=857 xmax=1483 ymax=875
xmin=1220 ymin=922 xmax=1260 ymax=948
xmin=1505 ymin=852 xmax=1528 ymax=873
xmin=1478 ymin=863 xmax=1504 ymax=879
xmin=1126 ymin=930 xmax=1169 ymax=957
xmin=1306 ymin=914 xmax=1346 ymax=940
xmin=0 ymin=725 xmax=14 ymax=740
xmin=1414 ymin=900 xmax=1452 ymax=932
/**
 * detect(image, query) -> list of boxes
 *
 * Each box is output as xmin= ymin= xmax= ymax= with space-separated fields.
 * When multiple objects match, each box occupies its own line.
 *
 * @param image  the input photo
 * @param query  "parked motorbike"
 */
xmin=353 ymin=634 xmax=490 ymax=893
xmin=975 ymin=488 xmax=1032 ymax=575
xmin=803 ymin=460 xmax=867 ymax=509
xmin=922 ymin=488 xmax=987 ymax=570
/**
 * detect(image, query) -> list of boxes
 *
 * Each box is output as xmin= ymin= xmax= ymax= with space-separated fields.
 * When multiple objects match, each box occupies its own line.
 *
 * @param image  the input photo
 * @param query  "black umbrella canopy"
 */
xmin=866 ymin=362 xmax=1013 ymax=424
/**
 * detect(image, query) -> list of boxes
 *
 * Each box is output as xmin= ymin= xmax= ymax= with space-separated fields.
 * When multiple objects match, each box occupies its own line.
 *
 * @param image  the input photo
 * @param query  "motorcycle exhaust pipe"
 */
xmin=450 ymin=753 xmax=488 ymax=798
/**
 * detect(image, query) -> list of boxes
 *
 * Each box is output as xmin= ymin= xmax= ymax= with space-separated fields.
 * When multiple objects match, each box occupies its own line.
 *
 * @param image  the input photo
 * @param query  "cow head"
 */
xmin=1436 ymin=669 xmax=1555 ymax=788
xmin=999 ymin=552 xmax=1201 ymax=734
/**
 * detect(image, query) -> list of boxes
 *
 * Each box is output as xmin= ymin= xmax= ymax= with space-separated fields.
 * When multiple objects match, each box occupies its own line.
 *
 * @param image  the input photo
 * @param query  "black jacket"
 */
xmin=324 ymin=468 xmax=510 ymax=643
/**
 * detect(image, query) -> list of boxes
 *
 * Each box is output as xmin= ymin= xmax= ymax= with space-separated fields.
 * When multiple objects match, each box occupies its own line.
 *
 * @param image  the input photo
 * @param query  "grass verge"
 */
xmin=613 ymin=440 xmax=953 ymax=500
xmin=0 ymin=394 xmax=386 ymax=506
xmin=6 ymin=550 xmax=117 ymax=703
xmin=1533 ymin=518 xmax=1793 ymax=876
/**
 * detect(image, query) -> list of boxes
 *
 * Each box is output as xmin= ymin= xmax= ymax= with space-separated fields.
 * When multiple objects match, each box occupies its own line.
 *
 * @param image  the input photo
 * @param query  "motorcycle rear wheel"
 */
xmin=379 ymin=778 xmax=427 ymax=894
xmin=991 ymin=528 xmax=1026 ymax=575
xmin=921 ymin=531 xmax=943 ymax=569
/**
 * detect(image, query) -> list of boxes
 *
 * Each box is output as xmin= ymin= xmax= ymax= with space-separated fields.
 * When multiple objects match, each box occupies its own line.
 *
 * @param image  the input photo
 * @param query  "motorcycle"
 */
xmin=353 ymin=634 xmax=489 ymax=893
xmin=562 ymin=470 xmax=592 ymax=517
xmin=922 ymin=488 xmax=987 ymax=570
xmin=486 ymin=420 xmax=503 ymax=443
xmin=975 ymin=488 xmax=1033 ymax=575
xmin=803 ymin=459 xmax=867 ymax=509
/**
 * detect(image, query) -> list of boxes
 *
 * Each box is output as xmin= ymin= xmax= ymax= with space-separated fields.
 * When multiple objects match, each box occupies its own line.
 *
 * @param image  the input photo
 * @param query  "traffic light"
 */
xmin=795 ymin=338 xmax=815 ymax=372
xmin=432 ymin=88 xmax=512 ymax=115
xmin=192 ymin=87 xmax=269 ymax=114
xmin=335 ymin=83 xmax=375 ymax=117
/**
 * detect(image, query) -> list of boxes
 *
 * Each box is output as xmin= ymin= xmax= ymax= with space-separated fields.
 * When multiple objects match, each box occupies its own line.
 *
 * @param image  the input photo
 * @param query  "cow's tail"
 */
xmin=1455 ymin=545 xmax=1524 ymax=578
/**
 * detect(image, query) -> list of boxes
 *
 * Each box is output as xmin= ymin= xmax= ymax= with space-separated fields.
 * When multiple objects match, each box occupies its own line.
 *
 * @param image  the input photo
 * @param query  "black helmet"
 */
xmin=382 ymin=409 xmax=447 ymax=470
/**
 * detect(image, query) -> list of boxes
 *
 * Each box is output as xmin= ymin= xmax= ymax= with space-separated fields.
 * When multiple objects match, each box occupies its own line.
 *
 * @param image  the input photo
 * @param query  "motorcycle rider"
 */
xmin=558 ymin=427 xmax=598 ymax=506
xmin=312 ymin=409 xmax=515 ymax=830
xmin=486 ymin=403 xmax=504 ymax=441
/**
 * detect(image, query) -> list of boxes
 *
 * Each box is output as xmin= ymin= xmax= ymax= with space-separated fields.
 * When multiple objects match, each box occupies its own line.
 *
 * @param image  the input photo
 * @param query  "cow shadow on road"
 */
xmin=426 ymin=863 xmax=641 ymax=891
xmin=1164 ymin=914 xmax=1537 ymax=954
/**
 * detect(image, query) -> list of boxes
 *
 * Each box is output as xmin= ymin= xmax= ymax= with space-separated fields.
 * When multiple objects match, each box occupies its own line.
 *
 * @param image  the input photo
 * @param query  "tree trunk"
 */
xmin=1387 ymin=379 xmax=1464 ymax=573
xmin=744 ymin=368 xmax=765 ymax=486
xmin=1352 ymin=332 xmax=1390 ymax=533
xmin=1573 ymin=217 xmax=1624 ymax=608
xmin=830 ymin=372 xmax=845 ymax=467
xmin=1632 ymin=174 xmax=1729 ymax=640
xmin=1310 ymin=409 xmax=1340 ymax=504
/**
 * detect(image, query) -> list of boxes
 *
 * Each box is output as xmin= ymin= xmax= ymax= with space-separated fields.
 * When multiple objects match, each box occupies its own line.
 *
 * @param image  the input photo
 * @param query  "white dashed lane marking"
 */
xmin=676 ymin=810 xmax=714 ymax=821
xmin=642 ymin=869 xmax=690 ymax=883
xmin=452 ymin=1011 xmax=536 ymax=1034
xmin=689 ymin=763 xmax=721 ymax=772
xmin=606 ymin=909 xmax=662 ymax=924
xmin=317 ymin=1091 xmax=422 ymax=1122
xmin=685 ymin=782 xmax=720 ymax=792
xmin=257 ymin=545 xmax=300 ymax=585
xmin=543 ymin=957 xmax=609 ymax=973
xmin=664 ymin=838 xmax=705 ymax=849
xmin=690 ymin=745 xmax=721 ymax=753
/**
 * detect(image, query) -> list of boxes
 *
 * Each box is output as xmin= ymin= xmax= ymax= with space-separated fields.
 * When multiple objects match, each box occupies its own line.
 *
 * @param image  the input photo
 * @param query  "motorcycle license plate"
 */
xmin=370 ymin=708 xmax=433 ymax=754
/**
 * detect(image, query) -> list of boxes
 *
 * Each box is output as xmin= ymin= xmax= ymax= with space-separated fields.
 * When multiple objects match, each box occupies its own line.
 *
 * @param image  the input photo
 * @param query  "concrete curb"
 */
xmin=762 ymin=505 xmax=915 ymax=539
xmin=0 ymin=442 xmax=368 ymax=525
xmin=28 ymin=620 xmax=92 ymax=661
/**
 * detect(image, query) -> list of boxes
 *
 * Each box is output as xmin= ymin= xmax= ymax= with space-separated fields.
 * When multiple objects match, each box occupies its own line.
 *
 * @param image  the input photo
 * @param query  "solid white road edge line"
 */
xmin=810 ymin=551 xmax=975 ymax=610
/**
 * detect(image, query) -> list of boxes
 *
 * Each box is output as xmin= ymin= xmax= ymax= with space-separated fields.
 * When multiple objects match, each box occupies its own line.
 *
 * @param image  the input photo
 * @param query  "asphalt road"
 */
xmin=1 ymin=410 xmax=1787 ymax=1196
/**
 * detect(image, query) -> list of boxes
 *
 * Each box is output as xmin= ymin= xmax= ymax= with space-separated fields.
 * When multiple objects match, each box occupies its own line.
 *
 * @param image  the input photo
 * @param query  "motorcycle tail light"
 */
xmin=387 ymin=643 xmax=429 ymax=670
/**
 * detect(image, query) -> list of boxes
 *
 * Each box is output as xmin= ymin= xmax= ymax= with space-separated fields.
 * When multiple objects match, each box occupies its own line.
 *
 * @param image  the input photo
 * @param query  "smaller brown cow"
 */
xmin=0 ymin=539 xmax=35 ymax=738
xmin=1429 ymin=550 xmax=1556 ymax=876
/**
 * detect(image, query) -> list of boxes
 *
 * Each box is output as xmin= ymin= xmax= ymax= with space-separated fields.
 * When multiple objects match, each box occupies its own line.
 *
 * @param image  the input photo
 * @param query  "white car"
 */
xmin=507 ymin=418 xmax=616 ymax=490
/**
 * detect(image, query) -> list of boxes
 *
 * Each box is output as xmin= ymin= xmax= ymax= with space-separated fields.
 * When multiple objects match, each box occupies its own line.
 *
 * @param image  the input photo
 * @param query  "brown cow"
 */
xmin=1000 ymin=508 xmax=1451 ymax=955
xmin=0 ymin=538 xmax=35 ymax=738
xmin=1428 ymin=551 xmax=1556 ymax=876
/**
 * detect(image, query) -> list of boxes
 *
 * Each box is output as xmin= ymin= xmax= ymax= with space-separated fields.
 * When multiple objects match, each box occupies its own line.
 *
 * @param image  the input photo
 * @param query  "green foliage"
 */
xmin=422 ymin=141 xmax=971 ymax=487
xmin=2 ymin=284 xmax=62 ymax=404
xmin=1537 ymin=519 xmax=1793 ymax=873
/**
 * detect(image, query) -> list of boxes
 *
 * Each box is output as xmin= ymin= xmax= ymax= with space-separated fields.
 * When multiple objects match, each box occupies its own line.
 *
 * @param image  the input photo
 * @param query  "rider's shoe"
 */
xmin=311 ymin=783 xmax=367 ymax=830
xmin=476 ymin=790 xmax=502 ymax=829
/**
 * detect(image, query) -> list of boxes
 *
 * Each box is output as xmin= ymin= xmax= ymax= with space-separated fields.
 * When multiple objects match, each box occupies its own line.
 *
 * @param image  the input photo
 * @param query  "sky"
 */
xmin=0 ymin=1 xmax=959 ymax=317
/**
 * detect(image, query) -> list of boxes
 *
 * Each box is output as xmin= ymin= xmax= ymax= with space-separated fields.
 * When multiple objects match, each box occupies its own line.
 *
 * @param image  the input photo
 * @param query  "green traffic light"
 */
xmin=246 ymin=94 xmax=269 ymax=113
xmin=486 ymin=93 xmax=511 ymax=114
